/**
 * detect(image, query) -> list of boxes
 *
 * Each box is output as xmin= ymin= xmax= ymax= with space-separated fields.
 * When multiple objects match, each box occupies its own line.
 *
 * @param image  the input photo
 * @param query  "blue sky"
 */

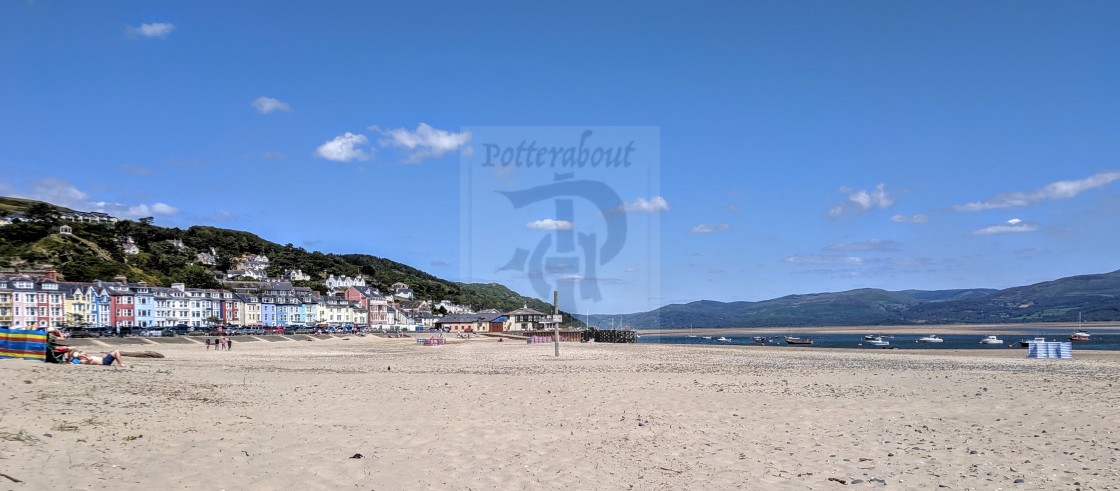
xmin=2 ymin=1 xmax=1120 ymax=314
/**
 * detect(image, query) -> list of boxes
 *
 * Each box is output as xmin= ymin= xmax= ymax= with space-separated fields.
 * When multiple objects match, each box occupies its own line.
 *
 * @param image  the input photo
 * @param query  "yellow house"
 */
xmin=64 ymin=285 xmax=92 ymax=327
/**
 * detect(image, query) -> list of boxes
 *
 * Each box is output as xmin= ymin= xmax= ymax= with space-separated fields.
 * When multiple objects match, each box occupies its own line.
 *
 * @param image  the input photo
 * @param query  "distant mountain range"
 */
xmin=586 ymin=269 xmax=1120 ymax=328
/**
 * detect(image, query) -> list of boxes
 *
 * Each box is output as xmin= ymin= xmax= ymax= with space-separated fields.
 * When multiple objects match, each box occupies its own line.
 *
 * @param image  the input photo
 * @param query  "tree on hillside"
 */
xmin=170 ymin=265 xmax=221 ymax=289
xmin=25 ymin=202 xmax=61 ymax=225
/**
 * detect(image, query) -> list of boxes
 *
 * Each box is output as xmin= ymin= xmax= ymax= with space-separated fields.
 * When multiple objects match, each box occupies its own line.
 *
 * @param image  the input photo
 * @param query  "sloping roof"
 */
xmin=508 ymin=306 xmax=547 ymax=316
xmin=435 ymin=313 xmax=504 ymax=324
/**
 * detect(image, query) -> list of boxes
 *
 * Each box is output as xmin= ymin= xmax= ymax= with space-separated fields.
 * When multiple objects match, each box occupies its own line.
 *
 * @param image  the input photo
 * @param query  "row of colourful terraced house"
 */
xmin=0 ymin=275 xmax=394 ymax=330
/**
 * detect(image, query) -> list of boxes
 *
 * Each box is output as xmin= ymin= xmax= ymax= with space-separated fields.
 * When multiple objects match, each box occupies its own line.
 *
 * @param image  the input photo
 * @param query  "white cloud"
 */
xmin=526 ymin=219 xmax=574 ymax=230
xmin=954 ymin=171 xmax=1120 ymax=211
xmin=971 ymin=218 xmax=1039 ymax=236
xmin=785 ymin=254 xmax=864 ymax=265
xmin=6 ymin=177 xmax=180 ymax=218
xmin=825 ymin=239 xmax=900 ymax=252
xmin=374 ymin=123 xmax=471 ymax=163
xmin=829 ymin=183 xmax=895 ymax=217
xmin=891 ymin=213 xmax=928 ymax=223
xmin=127 ymin=22 xmax=175 ymax=39
xmin=26 ymin=177 xmax=89 ymax=207
xmin=252 ymin=97 xmax=291 ymax=115
xmin=688 ymin=223 xmax=731 ymax=234
xmin=119 ymin=202 xmax=179 ymax=218
xmin=314 ymin=132 xmax=370 ymax=162
xmin=621 ymin=196 xmax=670 ymax=213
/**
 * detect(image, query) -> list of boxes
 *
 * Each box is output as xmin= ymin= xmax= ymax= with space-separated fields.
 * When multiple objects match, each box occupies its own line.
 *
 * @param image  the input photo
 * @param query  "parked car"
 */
xmin=67 ymin=327 xmax=99 ymax=338
xmin=140 ymin=328 xmax=163 ymax=337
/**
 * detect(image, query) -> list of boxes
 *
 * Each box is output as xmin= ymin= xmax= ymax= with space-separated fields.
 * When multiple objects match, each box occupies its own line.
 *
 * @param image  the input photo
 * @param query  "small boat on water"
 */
xmin=865 ymin=336 xmax=889 ymax=347
xmin=716 ymin=336 xmax=731 ymax=342
xmin=1018 ymin=336 xmax=1048 ymax=348
xmin=979 ymin=335 xmax=1004 ymax=345
xmin=785 ymin=336 xmax=813 ymax=345
xmin=864 ymin=334 xmax=880 ymax=341
xmin=1069 ymin=312 xmax=1089 ymax=341
xmin=751 ymin=336 xmax=767 ymax=344
xmin=701 ymin=336 xmax=713 ymax=340
xmin=917 ymin=334 xmax=944 ymax=343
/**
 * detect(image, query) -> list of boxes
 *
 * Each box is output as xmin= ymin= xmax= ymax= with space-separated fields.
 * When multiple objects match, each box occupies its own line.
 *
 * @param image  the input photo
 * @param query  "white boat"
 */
xmin=979 ymin=335 xmax=1004 ymax=345
xmin=716 ymin=336 xmax=731 ymax=342
xmin=865 ymin=336 xmax=889 ymax=347
xmin=917 ymin=334 xmax=944 ymax=343
xmin=701 ymin=336 xmax=712 ymax=340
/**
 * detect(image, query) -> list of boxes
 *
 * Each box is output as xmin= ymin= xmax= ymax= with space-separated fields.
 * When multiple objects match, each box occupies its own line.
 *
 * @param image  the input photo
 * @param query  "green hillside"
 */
xmin=0 ymin=196 xmax=576 ymax=323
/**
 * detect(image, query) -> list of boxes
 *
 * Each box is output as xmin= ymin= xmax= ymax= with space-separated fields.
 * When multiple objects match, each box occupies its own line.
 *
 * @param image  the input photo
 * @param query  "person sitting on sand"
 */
xmin=67 ymin=349 xmax=126 ymax=367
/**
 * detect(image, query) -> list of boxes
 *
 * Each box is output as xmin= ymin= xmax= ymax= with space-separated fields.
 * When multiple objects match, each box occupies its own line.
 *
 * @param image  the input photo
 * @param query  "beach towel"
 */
xmin=0 ymin=328 xmax=47 ymax=362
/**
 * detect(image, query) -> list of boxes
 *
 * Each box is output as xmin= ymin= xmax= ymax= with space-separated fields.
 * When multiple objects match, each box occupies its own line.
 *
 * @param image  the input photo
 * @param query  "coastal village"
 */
xmin=0 ymin=269 xmax=561 ymax=334
xmin=0 ymin=211 xmax=563 ymax=334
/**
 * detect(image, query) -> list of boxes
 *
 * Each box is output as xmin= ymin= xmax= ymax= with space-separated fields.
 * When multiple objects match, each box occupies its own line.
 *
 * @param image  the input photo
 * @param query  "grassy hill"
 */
xmin=0 ymin=196 xmax=576 ymax=323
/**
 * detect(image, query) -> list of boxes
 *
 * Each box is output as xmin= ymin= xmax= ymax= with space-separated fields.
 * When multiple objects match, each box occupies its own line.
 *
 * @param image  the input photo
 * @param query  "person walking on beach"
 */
xmin=227 ymin=337 xmax=233 ymax=351
xmin=206 ymin=337 xmax=212 ymax=350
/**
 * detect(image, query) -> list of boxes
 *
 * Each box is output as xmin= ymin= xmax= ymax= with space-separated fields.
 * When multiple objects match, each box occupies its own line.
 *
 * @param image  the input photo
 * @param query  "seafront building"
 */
xmin=0 ymin=273 xmax=566 ymax=333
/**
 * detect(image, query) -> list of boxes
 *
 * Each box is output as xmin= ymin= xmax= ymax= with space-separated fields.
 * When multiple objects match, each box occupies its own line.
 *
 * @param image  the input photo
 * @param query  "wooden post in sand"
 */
xmin=553 ymin=290 xmax=560 ymax=357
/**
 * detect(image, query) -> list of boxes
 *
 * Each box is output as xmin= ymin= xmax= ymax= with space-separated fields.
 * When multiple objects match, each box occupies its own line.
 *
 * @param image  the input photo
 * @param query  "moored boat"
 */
xmin=979 ymin=335 xmax=1003 ymax=345
xmin=865 ymin=336 xmax=889 ymax=347
xmin=1018 ymin=336 xmax=1047 ymax=348
xmin=917 ymin=334 xmax=944 ymax=343
xmin=716 ymin=336 xmax=731 ymax=342
xmin=751 ymin=336 xmax=767 ymax=344
xmin=1070 ymin=331 xmax=1090 ymax=341
xmin=785 ymin=336 xmax=813 ymax=345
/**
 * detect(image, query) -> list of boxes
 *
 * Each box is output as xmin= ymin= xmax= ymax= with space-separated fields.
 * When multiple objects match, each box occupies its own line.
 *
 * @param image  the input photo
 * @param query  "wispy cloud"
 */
xmin=891 ymin=214 xmax=928 ymax=223
xmin=314 ymin=132 xmax=370 ymax=162
xmin=126 ymin=22 xmax=175 ymax=39
xmin=119 ymin=164 xmax=153 ymax=176
xmin=784 ymin=254 xmax=864 ymax=265
xmin=92 ymin=201 xmax=179 ymax=218
xmin=204 ymin=210 xmax=235 ymax=222
xmin=688 ymin=223 xmax=731 ymax=234
xmin=824 ymin=239 xmax=900 ymax=252
xmin=971 ymin=218 xmax=1039 ymax=235
xmin=621 ymin=196 xmax=670 ymax=213
xmin=5 ymin=177 xmax=179 ymax=218
xmin=252 ymin=97 xmax=291 ymax=115
xmin=526 ymin=219 xmax=574 ymax=231
xmin=374 ymin=123 xmax=470 ymax=163
xmin=829 ymin=183 xmax=895 ymax=217
xmin=954 ymin=171 xmax=1120 ymax=211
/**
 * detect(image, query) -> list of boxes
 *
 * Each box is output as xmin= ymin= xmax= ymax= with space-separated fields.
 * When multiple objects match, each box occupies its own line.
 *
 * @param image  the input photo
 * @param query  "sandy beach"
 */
xmin=3 ymin=335 xmax=1119 ymax=490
